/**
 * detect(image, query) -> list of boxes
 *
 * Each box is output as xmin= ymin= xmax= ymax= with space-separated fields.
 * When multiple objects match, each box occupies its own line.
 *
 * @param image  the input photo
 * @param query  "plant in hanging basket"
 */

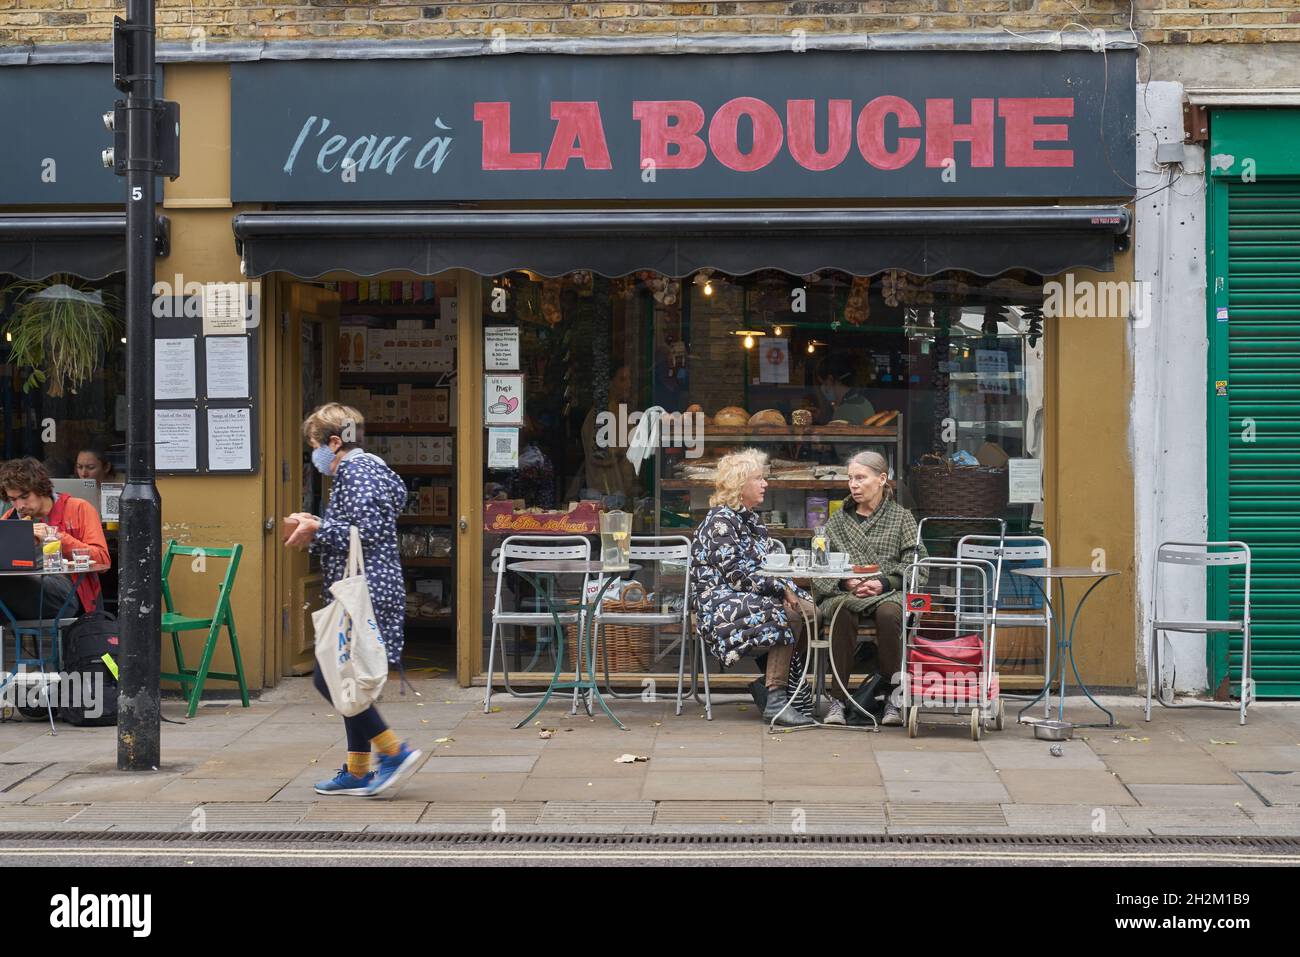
xmin=0 ymin=275 xmax=121 ymax=396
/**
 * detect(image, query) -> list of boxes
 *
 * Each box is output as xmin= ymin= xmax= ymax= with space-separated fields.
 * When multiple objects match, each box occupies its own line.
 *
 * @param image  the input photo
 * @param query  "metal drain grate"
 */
xmin=654 ymin=801 xmax=771 ymax=825
xmin=5 ymin=830 xmax=1300 ymax=851
xmin=887 ymin=804 xmax=1007 ymax=828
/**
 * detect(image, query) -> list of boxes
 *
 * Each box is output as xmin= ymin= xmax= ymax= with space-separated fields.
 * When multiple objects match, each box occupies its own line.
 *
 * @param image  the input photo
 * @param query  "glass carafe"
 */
xmin=811 ymin=524 xmax=829 ymax=568
xmin=600 ymin=509 xmax=632 ymax=569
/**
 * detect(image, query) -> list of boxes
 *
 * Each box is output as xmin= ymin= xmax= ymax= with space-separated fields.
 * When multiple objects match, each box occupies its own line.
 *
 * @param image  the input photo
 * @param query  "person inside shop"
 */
xmin=571 ymin=363 xmax=639 ymax=505
xmin=282 ymin=402 xmax=423 ymax=798
xmin=75 ymin=444 xmax=118 ymax=485
xmin=815 ymin=353 xmax=875 ymax=424
xmin=689 ymin=448 xmax=815 ymax=728
xmin=0 ymin=457 xmax=110 ymax=619
xmin=810 ymin=450 xmax=926 ymax=727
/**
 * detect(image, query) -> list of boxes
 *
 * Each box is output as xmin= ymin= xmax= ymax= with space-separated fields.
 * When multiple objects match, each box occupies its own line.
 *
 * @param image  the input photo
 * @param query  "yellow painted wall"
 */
xmin=1043 ymin=247 xmax=1139 ymax=689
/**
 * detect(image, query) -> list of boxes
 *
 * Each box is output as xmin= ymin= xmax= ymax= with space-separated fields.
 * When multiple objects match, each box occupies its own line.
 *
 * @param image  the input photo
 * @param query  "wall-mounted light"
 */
xmin=773 ymin=324 xmax=783 ymax=337
xmin=733 ymin=329 xmax=765 ymax=350
xmin=4 ymin=332 xmax=10 ymax=343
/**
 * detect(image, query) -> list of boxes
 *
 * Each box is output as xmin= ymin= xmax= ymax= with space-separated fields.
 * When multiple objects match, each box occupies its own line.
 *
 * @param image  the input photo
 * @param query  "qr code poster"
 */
xmin=488 ymin=428 xmax=519 ymax=470
xmin=100 ymin=482 xmax=124 ymax=521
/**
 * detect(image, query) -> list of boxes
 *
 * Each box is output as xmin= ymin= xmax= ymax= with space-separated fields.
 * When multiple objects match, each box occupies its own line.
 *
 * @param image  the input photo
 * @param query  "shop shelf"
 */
xmin=394 ymin=465 xmax=453 ymax=476
xmin=367 ymin=423 xmax=455 ymax=435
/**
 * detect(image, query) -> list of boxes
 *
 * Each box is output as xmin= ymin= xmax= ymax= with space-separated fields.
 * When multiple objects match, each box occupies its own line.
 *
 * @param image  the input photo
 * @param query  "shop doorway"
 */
xmin=275 ymin=275 xmax=462 ymax=679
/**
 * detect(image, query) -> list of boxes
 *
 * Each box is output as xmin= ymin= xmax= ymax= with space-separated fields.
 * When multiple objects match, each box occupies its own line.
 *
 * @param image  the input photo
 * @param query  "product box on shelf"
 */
xmin=433 ymin=486 xmax=451 ymax=519
xmin=410 ymin=389 xmax=436 ymax=423
xmin=416 ymin=436 xmax=434 ymax=465
xmin=432 ymin=389 xmax=450 ymax=425
xmin=419 ymin=486 xmax=435 ymax=515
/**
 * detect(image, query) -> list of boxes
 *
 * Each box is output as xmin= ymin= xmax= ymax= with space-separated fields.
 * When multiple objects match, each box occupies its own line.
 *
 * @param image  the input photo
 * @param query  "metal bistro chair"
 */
xmin=483 ymin=534 xmax=592 ymax=713
xmin=1147 ymin=540 xmax=1254 ymax=726
xmin=676 ymin=534 xmax=785 ymax=721
xmin=958 ymin=534 xmax=1054 ymax=717
xmin=0 ymin=616 xmax=77 ymax=732
xmin=593 ymin=535 xmax=690 ymax=700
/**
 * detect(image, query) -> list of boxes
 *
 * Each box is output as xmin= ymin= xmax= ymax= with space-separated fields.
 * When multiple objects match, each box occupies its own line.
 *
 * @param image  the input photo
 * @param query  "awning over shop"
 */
xmin=0 ymin=213 xmax=171 ymax=280
xmin=232 ymin=206 xmax=1131 ymax=280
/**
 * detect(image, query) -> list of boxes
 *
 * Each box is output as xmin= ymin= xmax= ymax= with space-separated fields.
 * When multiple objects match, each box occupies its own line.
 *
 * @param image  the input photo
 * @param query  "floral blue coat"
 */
xmin=310 ymin=450 xmax=408 ymax=664
xmin=689 ymin=505 xmax=812 ymax=666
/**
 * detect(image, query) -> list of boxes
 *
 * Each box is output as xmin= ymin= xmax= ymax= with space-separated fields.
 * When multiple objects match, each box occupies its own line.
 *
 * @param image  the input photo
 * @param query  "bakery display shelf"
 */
xmin=367 ymin=423 xmax=455 ymax=435
xmin=402 ymin=557 xmax=453 ymax=568
xmin=661 ymin=478 xmax=851 ymax=490
xmin=695 ymin=424 xmax=899 ymax=438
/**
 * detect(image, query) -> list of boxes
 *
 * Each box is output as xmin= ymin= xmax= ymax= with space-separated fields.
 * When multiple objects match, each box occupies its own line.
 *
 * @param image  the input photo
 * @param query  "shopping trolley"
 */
xmin=900 ymin=555 xmax=1004 ymax=740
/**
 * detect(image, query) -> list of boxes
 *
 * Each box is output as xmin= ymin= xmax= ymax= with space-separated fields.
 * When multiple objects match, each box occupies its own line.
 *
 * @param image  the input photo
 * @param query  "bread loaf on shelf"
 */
xmin=713 ymin=406 xmax=750 ymax=426
xmin=748 ymin=409 xmax=786 ymax=427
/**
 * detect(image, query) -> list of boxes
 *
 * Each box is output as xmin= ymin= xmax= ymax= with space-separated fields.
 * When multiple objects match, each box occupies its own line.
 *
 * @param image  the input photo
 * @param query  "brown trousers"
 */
xmin=827 ymin=600 xmax=905 ymax=700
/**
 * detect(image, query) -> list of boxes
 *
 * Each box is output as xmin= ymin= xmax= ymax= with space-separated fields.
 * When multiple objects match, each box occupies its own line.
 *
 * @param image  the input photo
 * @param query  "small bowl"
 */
xmin=763 ymin=555 xmax=792 ymax=571
xmin=853 ymin=564 xmax=879 ymax=574
xmin=1031 ymin=719 xmax=1074 ymax=741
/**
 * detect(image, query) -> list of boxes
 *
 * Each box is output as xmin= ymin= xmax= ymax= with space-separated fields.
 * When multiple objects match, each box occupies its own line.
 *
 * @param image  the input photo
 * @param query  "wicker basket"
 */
xmin=910 ymin=454 xmax=1009 ymax=517
xmin=564 ymin=582 xmax=657 ymax=673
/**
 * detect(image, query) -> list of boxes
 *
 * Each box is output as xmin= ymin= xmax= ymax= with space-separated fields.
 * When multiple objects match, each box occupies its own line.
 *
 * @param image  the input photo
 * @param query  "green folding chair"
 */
xmin=159 ymin=541 xmax=249 ymax=718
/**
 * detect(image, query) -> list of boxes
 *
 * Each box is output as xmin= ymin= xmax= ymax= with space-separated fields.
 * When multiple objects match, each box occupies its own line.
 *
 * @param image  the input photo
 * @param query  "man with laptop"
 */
xmin=0 ymin=458 xmax=109 ymax=619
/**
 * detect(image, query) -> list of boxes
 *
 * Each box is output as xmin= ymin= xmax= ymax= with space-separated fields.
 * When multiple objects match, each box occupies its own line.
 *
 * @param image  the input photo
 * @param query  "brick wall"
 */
xmin=2 ymin=1 xmax=1298 ymax=47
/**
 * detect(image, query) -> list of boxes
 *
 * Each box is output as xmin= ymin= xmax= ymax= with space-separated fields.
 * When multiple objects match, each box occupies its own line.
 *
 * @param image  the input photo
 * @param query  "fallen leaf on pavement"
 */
xmin=538 ymin=730 xmax=554 ymax=739
xmin=1209 ymin=739 xmax=1238 ymax=746
xmin=435 ymin=737 xmax=453 ymax=744
xmin=615 ymin=754 xmax=649 ymax=763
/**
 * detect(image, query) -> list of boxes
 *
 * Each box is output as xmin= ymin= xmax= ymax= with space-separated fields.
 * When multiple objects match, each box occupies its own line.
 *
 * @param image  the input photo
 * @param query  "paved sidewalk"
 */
xmin=2 ymin=677 xmax=1298 ymax=836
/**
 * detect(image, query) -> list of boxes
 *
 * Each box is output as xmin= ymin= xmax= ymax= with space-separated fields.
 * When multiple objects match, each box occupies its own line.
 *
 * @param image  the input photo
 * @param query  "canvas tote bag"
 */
xmin=313 ymin=526 xmax=389 ymax=716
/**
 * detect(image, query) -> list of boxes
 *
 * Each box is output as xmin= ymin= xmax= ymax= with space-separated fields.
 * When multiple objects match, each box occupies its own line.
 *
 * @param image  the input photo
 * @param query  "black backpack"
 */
xmin=58 ymin=609 xmax=120 ymax=726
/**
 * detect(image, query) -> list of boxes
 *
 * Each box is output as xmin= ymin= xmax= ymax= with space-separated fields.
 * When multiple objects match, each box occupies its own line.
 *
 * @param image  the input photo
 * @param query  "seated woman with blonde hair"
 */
xmin=689 ymin=448 xmax=814 ymax=727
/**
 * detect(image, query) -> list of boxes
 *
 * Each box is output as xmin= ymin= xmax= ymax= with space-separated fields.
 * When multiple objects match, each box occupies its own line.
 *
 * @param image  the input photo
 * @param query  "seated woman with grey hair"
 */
xmin=811 ymin=450 xmax=927 ymax=727
xmin=689 ymin=448 xmax=814 ymax=727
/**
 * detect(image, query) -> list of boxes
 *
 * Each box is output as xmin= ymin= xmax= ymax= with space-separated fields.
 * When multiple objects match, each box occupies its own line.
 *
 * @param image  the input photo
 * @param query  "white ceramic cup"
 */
xmin=764 ymin=552 xmax=791 ymax=570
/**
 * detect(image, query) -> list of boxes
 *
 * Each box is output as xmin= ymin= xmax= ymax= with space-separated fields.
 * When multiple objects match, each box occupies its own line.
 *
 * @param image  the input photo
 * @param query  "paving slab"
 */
xmin=763 ymin=784 xmax=889 ymax=804
xmin=27 ymin=770 xmax=182 ymax=803
xmin=769 ymin=801 xmax=887 ymax=832
xmin=1001 ymin=804 xmax=1141 ymax=834
xmin=641 ymin=771 xmax=764 ymax=801
xmin=886 ymin=803 xmax=1007 ymax=829
xmin=1241 ymin=807 xmax=1300 ymax=836
xmin=513 ymin=774 xmax=645 ymax=802
xmin=1127 ymin=783 xmax=1266 ymax=808
xmin=419 ymin=802 xmax=545 ymax=828
xmin=997 ymin=769 xmax=1136 ymax=806
xmin=154 ymin=776 xmax=294 ymax=803
xmin=398 ymin=772 xmax=529 ymax=803
xmin=885 ymin=781 xmax=1011 ymax=804
xmin=418 ymin=754 xmax=538 ymax=774
xmin=0 ymin=804 xmax=86 ymax=825
xmin=1103 ymin=753 xmax=1240 ymax=785
xmin=1118 ymin=805 xmax=1258 ymax=835
xmin=1236 ymin=770 xmax=1300 ymax=807
xmin=653 ymin=800 xmax=771 ymax=826
xmin=528 ymin=751 xmax=655 ymax=777
xmin=874 ymin=751 xmax=999 ymax=782
xmin=979 ymin=739 xmax=1105 ymax=770
xmin=1201 ymin=745 xmax=1300 ymax=772
xmin=538 ymin=801 xmax=656 ymax=829
xmin=302 ymin=801 xmax=427 ymax=824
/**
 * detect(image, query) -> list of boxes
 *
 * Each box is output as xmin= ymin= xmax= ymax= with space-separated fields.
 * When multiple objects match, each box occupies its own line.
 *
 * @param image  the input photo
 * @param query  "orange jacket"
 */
xmin=2 ymin=493 xmax=109 ymax=613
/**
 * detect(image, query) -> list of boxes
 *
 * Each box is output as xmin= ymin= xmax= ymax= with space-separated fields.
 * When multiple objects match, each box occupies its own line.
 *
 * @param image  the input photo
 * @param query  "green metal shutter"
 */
xmin=1209 ymin=179 xmax=1300 ymax=697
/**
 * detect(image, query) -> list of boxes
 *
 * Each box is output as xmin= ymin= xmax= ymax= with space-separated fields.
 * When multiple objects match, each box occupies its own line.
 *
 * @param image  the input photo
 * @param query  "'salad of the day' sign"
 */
xmin=232 ymin=51 xmax=1135 ymax=201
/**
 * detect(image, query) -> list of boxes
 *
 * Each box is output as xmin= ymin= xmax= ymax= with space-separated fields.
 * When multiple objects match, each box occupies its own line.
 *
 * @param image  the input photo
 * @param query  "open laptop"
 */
xmin=0 ymin=519 xmax=39 ymax=571
xmin=51 ymin=478 xmax=99 ymax=508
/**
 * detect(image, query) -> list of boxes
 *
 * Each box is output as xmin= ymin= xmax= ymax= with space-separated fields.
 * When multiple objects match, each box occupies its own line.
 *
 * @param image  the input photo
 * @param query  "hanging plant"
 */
xmin=0 ymin=275 xmax=122 ymax=396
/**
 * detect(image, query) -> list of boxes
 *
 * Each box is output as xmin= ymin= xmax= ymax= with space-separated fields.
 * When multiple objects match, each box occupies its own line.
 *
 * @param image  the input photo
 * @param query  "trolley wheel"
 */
xmin=970 ymin=708 xmax=982 ymax=741
xmin=907 ymin=706 xmax=919 ymax=739
xmin=994 ymin=698 xmax=1006 ymax=732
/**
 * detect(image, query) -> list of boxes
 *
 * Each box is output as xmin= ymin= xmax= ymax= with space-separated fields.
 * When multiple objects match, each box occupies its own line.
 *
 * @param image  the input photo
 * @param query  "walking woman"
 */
xmin=283 ymin=402 xmax=422 ymax=797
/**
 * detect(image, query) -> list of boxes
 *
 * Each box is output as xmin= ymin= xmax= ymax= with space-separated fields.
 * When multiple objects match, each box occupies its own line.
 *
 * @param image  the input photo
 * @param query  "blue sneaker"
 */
xmin=314 ymin=765 xmax=375 ymax=796
xmin=364 ymin=743 xmax=423 ymax=797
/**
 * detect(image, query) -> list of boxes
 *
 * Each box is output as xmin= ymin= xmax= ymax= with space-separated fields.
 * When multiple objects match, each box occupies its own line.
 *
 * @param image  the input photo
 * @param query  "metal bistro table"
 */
xmin=1013 ymin=566 xmax=1120 ymax=728
xmin=0 ymin=562 xmax=110 ymax=733
xmin=506 ymin=560 xmax=640 ymax=731
xmin=754 ymin=564 xmax=880 ymax=733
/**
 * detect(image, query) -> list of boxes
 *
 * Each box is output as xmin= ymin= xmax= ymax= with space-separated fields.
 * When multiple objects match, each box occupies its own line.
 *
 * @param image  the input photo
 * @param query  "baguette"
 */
xmin=863 ymin=411 xmax=888 ymax=427
xmin=875 ymin=410 xmax=900 ymax=427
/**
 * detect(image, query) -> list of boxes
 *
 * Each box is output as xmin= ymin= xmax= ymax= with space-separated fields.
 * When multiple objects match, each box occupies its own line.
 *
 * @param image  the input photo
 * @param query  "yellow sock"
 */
xmin=347 ymin=752 xmax=371 ymax=777
xmin=371 ymin=730 xmax=401 ymax=756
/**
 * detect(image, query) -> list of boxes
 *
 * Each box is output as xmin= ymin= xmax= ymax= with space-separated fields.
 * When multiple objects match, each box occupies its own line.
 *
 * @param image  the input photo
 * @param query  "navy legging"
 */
xmin=313 ymin=663 xmax=388 ymax=753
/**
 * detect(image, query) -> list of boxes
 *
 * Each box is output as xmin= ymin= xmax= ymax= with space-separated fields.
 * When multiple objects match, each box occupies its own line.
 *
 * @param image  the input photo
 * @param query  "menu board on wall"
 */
xmin=153 ymin=299 xmax=260 ymax=475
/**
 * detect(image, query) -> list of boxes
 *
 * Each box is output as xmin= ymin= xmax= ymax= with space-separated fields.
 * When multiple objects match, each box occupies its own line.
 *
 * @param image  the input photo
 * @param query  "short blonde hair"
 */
xmin=302 ymin=402 xmax=365 ymax=448
xmin=710 ymin=449 xmax=768 ymax=509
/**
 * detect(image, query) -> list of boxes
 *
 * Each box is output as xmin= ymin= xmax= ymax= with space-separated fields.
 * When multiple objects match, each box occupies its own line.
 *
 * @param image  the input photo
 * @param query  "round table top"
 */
xmin=0 ymin=562 xmax=109 ymax=577
xmin=508 ymin=560 xmax=641 ymax=575
xmin=753 ymin=565 xmax=859 ymax=581
xmin=1012 ymin=566 xmax=1120 ymax=580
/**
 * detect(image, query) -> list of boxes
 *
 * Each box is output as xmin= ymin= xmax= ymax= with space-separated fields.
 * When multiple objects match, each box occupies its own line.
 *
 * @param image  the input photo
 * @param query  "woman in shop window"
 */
xmin=810 ymin=450 xmax=927 ymax=727
xmin=282 ymin=402 xmax=423 ymax=798
xmin=689 ymin=448 xmax=815 ymax=727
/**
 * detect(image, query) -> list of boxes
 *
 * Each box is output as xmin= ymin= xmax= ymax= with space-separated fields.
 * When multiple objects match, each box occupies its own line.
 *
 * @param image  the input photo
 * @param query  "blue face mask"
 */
xmin=311 ymin=445 xmax=337 ymax=475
